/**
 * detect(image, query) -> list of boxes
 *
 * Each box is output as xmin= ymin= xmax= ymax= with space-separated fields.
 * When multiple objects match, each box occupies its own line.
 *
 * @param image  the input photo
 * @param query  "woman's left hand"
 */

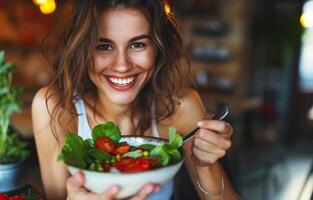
xmin=191 ymin=117 xmax=233 ymax=165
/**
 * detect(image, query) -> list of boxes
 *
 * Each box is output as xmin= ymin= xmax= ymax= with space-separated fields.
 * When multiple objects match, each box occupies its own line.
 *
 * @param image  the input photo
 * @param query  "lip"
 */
xmin=105 ymin=75 xmax=137 ymax=91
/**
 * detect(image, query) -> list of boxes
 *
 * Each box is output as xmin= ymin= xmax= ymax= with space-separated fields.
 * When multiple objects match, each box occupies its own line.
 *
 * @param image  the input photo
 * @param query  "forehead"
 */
xmin=98 ymin=8 xmax=151 ymax=38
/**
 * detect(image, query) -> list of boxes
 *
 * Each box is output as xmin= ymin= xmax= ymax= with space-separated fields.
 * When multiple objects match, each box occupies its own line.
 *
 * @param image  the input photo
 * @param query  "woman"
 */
xmin=32 ymin=0 xmax=240 ymax=199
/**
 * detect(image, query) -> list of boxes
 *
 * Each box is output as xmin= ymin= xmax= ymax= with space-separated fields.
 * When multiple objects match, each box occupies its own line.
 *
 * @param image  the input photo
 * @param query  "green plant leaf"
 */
xmin=122 ymin=150 xmax=142 ymax=158
xmin=92 ymin=121 xmax=121 ymax=143
xmin=0 ymin=50 xmax=4 ymax=65
xmin=168 ymin=127 xmax=183 ymax=149
xmin=83 ymin=138 xmax=95 ymax=152
xmin=150 ymin=145 xmax=170 ymax=166
xmin=87 ymin=149 xmax=111 ymax=161
xmin=138 ymin=144 xmax=156 ymax=151
xmin=0 ymin=62 xmax=14 ymax=75
xmin=60 ymin=134 xmax=87 ymax=169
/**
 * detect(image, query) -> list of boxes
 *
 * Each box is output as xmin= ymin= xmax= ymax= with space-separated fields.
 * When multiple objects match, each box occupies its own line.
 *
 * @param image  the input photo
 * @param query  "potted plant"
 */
xmin=0 ymin=50 xmax=29 ymax=192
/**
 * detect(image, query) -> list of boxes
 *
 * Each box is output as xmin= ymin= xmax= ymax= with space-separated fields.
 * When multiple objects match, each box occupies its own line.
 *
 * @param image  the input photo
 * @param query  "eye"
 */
xmin=129 ymin=42 xmax=145 ymax=49
xmin=96 ymin=44 xmax=113 ymax=51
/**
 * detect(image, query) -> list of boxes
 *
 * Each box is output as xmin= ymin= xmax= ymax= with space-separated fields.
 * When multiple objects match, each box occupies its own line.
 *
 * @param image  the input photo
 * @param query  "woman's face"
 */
xmin=89 ymin=8 xmax=157 ymax=105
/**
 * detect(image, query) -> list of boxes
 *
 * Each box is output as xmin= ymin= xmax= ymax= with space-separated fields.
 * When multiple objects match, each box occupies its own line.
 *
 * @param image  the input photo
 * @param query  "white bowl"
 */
xmin=67 ymin=136 xmax=184 ymax=199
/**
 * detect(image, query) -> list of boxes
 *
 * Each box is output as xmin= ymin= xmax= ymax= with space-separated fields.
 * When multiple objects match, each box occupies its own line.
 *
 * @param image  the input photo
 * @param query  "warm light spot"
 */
xmin=301 ymin=1 xmax=313 ymax=28
xmin=33 ymin=0 xmax=48 ymax=6
xmin=308 ymin=105 xmax=313 ymax=120
xmin=300 ymin=12 xmax=313 ymax=28
xmin=39 ymin=0 xmax=56 ymax=15
xmin=164 ymin=4 xmax=171 ymax=15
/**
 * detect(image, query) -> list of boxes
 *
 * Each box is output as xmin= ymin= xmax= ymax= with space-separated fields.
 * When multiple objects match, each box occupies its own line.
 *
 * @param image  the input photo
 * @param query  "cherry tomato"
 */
xmin=130 ymin=158 xmax=149 ymax=172
xmin=115 ymin=157 xmax=151 ymax=172
xmin=115 ymin=157 xmax=134 ymax=171
xmin=9 ymin=195 xmax=25 ymax=200
xmin=113 ymin=142 xmax=130 ymax=155
xmin=0 ymin=193 xmax=9 ymax=200
xmin=140 ymin=157 xmax=160 ymax=168
xmin=95 ymin=136 xmax=115 ymax=153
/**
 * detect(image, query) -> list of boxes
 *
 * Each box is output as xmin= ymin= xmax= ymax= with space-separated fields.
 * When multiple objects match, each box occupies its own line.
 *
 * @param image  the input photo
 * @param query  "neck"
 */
xmin=93 ymin=93 xmax=137 ymax=134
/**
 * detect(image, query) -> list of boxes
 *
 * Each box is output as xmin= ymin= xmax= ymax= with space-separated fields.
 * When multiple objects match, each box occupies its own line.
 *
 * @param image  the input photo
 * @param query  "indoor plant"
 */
xmin=0 ymin=50 xmax=29 ymax=192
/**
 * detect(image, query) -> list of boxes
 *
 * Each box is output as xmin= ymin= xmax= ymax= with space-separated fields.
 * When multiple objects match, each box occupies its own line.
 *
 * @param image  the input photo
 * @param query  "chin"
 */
xmin=107 ymin=92 xmax=138 ymax=105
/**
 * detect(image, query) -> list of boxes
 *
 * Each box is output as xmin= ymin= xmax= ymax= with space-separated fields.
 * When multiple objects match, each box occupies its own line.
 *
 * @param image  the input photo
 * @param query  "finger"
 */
xmin=196 ymin=130 xmax=231 ymax=150
xmin=99 ymin=185 xmax=120 ymax=200
xmin=66 ymin=171 xmax=85 ymax=194
xmin=197 ymin=120 xmax=233 ymax=136
xmin=192 ymin=146 xmax=221 ymax=164
xmin=193 ymin=138 xmax=228 ymax=155
xmin=130 ymin=183 xmax=159 ymax=200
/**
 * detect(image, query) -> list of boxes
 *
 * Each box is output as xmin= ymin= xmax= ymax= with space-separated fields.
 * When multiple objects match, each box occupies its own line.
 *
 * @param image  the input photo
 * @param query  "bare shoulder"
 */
xmin=32 ymin=85 xmax=75 ymax=140
xmin=32 ymin=86 xmax=70 ymax=199
xmin=161 ymin=87 xmax=206 ymax=136
xmin=32 ymin=86 xmax=58 ymax=136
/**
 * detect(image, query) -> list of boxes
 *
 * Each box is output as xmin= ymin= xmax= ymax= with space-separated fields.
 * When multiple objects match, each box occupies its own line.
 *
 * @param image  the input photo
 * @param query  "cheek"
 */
xmin=92 ymin=54 xmax=111 ymax=73
xmin=132 ymin=51 xmax=156 ymax=70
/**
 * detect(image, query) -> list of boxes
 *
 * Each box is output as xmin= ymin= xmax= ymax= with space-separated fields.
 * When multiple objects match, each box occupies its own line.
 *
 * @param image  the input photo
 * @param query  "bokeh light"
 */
xmin=301 ymin=0 xmax=313 ymax=28
xmin=39 ymin=0 xmax=56 ymax=15
xmin=33 ymin=0 xmax=48 ymax=6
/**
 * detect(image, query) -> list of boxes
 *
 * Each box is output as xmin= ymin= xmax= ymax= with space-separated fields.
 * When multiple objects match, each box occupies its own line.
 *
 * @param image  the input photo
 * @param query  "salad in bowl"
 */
xmin=58 ymin=122 xmax=184 ymax=198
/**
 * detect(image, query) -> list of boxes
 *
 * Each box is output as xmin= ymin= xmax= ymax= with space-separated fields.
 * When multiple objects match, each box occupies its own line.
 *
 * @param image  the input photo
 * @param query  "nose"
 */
xmin=112 ymin=49 xmax=132 ymax=73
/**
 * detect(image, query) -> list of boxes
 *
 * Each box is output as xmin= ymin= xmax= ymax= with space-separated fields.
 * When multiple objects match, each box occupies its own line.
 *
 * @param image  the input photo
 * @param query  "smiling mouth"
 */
xmin=107 ymin=76 xmax=137 ymax=90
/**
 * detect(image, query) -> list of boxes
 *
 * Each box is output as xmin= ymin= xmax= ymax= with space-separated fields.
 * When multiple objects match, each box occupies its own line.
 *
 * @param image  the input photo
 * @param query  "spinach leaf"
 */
xmin=163 ymin=143 xmax=181 ymax=159
xmin=169 ymin=127 xmax=182 ymax=149
xmin=138 ymin=144 xmax=156 ymax=151
xmin=150 ymin=145 xmax=170 ymax=166
xmin=58 ymin=134 xmax=87 ymax=169
xmin=83 ymin=138 xmax=95 ymax=152
xmin=149 ymin=128 xmax=183 ymax=166
xmin=88 ymin=149 xmax=111 ymax=161
xmin=92 ymin=122 xmax=121 ymax=143
xmin=123 ymin=150 xmax=142 ymax=158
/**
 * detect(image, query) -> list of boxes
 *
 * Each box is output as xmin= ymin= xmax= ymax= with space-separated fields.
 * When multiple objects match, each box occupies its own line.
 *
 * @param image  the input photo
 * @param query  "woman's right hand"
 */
xmin=66 ymin=171 xmax=159 ymax=200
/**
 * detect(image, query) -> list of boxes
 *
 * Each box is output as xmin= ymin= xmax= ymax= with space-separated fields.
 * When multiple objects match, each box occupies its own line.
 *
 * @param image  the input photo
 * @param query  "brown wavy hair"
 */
xmin=42 ymin=0 xmax=190 ymax=136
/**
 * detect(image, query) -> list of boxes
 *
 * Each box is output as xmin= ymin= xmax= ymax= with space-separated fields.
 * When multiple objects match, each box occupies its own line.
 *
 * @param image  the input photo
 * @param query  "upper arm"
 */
xmin=31 ymin=86 xmax=69 ymax=200
xmin=165 ymin=88 xmax=209 ymax=195
xmin=171 ymin=88 xmax=206 ymax=135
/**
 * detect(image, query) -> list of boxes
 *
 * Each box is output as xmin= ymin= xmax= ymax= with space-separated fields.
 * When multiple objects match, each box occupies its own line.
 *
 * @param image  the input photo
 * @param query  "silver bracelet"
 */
xmin=196 ymin=175 xmax=224 ymax=199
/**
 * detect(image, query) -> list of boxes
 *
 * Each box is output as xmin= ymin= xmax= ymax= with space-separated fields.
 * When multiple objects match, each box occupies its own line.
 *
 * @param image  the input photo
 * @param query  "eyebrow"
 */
xmin=98 ymin=34 xmax=152 ymax=43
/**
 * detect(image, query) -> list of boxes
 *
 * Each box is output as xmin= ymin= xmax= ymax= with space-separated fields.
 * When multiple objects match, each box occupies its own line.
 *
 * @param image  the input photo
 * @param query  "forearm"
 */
xmin=194 ymin=162 xmax=240 ymax=200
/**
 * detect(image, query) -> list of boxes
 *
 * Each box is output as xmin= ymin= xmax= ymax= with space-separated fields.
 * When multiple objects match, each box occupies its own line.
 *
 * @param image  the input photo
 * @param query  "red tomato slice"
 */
xmin=135 ymin=158 xmax=150 ymax=171
xmin=115 ymin=157 xmax=134 ymax=172
xmin=115 ymin=157 xmax=152 ymax=172
xmin=9 ymin=195 xmax=26 ymax=200
xmin=141 ymin=157 xmax=160 ymax=168
xmin=95 ymin=136 xmax=116 ymax=153
xmin=0 ymin=194 xmax=9 ymax=200
xmin=113 ymin=142 xmax=130 ymax=155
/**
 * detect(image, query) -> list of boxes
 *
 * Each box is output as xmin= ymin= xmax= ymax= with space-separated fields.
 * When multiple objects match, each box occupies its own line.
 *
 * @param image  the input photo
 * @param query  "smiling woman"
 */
xmin=89 ymin=8 xmax=157 ymax=105
xmin=32 ymin=0 xmax=240 ymax=200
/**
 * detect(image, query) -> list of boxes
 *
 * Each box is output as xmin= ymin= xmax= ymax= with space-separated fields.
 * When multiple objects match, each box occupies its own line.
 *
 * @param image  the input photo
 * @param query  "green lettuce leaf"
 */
xmin=169 ymin=127 xmax=183 ymax=149
xmin=92 ymin=121 xmax=121 ymax=143
xmin=58 ymin=133 xmax=87 ymax=169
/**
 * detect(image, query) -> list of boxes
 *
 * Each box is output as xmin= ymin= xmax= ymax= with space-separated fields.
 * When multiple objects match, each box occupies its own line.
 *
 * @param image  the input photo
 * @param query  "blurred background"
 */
xmin=0 ymin=0 xmax=313 ymax=199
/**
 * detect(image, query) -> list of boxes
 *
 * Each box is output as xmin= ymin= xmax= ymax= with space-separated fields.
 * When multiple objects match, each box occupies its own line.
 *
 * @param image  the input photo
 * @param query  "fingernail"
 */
xmin=197 ymin=121 xmax=203 ymax=127
xmin=74 ymin=172 xmax=81 ymax=182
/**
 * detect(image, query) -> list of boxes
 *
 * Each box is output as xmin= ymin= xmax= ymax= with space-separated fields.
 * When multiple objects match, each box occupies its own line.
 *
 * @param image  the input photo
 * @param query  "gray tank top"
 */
xmin=74 ymin=99 xmax=173 ymax=200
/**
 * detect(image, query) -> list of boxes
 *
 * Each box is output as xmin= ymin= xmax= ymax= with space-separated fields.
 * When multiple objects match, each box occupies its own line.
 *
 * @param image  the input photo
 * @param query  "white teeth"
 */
xmin=108 ymin=76 xmax=135 ymax=86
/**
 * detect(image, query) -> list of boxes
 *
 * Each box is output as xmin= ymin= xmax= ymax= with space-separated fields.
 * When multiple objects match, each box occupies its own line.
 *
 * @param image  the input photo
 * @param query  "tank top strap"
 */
xmin=73 ymin=98 xmax=92 ymax=139
xmin=151 ymin=101 xmax=160 ymax=137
